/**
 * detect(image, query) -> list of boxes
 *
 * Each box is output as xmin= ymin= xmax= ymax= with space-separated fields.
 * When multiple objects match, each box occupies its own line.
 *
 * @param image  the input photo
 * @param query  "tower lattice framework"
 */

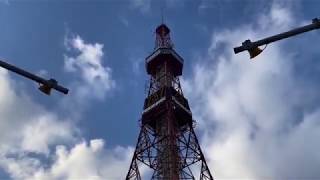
xmin=126 ymin=24 xmax=214 ymax=180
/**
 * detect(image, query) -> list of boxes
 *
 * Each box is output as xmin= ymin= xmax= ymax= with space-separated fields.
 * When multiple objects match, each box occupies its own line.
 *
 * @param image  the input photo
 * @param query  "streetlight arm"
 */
xmin=0 ymin=59 xmax=69 ymax=95
xmin=233 ymin=18 xmax=320 ymax=55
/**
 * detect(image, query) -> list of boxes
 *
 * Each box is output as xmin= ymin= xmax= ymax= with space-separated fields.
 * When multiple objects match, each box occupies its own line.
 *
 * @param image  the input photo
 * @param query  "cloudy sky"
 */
xmin=0 ymin=0 xmax=320 ymax=179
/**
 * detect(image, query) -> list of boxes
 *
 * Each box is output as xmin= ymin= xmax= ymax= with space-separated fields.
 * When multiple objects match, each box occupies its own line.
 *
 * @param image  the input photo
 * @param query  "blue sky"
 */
xmin=0 ymin=0 xmax=320 ymax=179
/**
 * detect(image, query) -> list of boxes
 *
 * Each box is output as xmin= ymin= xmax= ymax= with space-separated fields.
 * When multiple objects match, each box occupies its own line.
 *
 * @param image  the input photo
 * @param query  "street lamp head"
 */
xmin=248 ymin=46 xmax=263 ymax=59
xmin=38 ymin=79 xmax=58 ymax=95
xmin=241 ymin=39 xmax=263 ymax=59
xmin=39 ymin=84 xmax=51 ymax=95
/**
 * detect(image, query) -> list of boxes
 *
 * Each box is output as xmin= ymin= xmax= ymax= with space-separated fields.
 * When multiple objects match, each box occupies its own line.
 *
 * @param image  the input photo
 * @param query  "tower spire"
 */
xmin=155 ymin=23 xmax=172 ymax=49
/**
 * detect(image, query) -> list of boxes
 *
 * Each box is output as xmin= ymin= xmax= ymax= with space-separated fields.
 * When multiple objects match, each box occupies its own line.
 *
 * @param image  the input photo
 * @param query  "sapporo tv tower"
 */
xmin=126 ymin=24 xmax=214 ymax=180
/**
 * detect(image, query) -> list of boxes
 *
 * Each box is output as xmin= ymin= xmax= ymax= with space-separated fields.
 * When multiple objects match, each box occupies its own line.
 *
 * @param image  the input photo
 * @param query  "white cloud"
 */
xmin=0 ymin=34 xmax=130 ymax=179
xmin=64 ymin=35 xmax=115 ymax=102
xmin=130 ymin=56 xmax=144 ymax=76
xmin=0 ymin=69 xmax=74 ymax=155
xmin=21 ymin=115 xmax=76 ymax=154
xmin=1 ymin=139 xmax=132 ymax=180
xmin=0 ymin=69 xmax=79 ymax=179
xmin=129 ymin=0 xmax=184 ymax=14
xmin=183 ymin=2 xmax=320 ymax=179
xmin=36 ymin=69 xmax=48 ymax=77
xmin=28 ymin=139 xmax=133 ymax=180
xmin=119 ymin=16 xmax=129 ymax=27
xmin=130 ymin=0 xmax=152 ymax=13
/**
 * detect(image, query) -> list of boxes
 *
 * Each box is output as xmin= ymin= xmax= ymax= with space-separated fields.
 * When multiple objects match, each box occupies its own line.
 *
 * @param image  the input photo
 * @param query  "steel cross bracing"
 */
xmin=126 ymin=116 xmax=213 ymax=179
xmin=126 ymin=80 xmax=214 ymax=179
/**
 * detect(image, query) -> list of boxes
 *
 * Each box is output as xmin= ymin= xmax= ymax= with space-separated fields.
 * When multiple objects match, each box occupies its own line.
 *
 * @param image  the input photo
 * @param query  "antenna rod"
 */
xmin=161 ymin=6 xmax=164 ymax=24
xmin=0 ymin=59 xmax=69 ymax=95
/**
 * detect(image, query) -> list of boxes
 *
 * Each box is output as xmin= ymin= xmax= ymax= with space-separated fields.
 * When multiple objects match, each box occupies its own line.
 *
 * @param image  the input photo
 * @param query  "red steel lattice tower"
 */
xmin=126 ymin=24 xmax=214 ymax=180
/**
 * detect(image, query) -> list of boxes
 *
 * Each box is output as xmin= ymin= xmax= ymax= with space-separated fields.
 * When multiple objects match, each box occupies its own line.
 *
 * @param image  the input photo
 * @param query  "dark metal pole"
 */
xmin=0 ymin=59 xmax=68 ymax=95
xmin=234 ymin=18 xmax=320 ymax=54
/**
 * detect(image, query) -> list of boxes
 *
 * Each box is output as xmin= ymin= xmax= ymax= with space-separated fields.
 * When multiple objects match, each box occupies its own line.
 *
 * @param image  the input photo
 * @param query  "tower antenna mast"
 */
xmin=126 ymin=23 xmax=213 ymax=180
xmin=161 ymin=6 xmax=164 ymax=24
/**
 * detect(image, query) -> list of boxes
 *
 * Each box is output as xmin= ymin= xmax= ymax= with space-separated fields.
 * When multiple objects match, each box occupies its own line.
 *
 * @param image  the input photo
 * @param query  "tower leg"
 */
xmin=126 ymin=129 xmax=143 ymax=180
xmin=126 ymin=158 xmax=141 ymax=180
xmin=126 ymin=124 xmax=159 ymax=180
xmin=178 ymin=125 xmax=214 ymax=180
xmin=126 ymin=121 xmax=214 ymax=180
